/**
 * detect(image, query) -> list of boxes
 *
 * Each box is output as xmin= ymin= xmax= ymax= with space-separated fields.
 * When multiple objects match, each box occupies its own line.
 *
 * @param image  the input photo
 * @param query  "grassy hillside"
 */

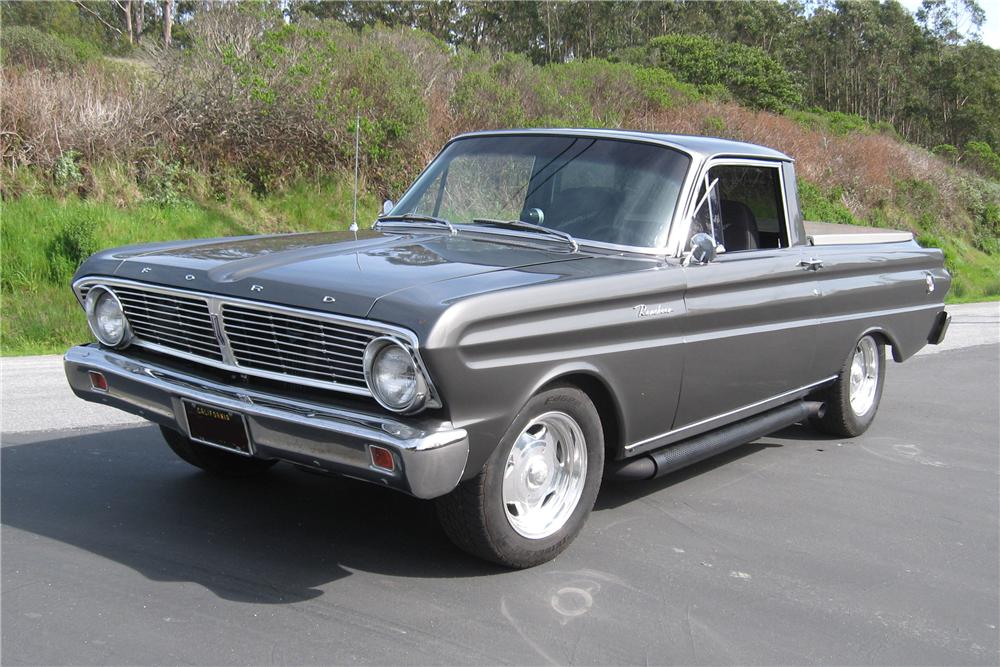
xmin=1 ymin=179 xmax=377 ymax=355
xmin=1 ymin=14 xmax=997 ymax=355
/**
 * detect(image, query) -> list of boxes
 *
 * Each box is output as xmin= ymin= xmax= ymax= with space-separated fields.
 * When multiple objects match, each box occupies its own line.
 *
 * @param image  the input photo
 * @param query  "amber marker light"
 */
xmin=89 ymin=371 xmax=109 ymax=392
xmin=369 ymin=445 xmax=395 ymax=472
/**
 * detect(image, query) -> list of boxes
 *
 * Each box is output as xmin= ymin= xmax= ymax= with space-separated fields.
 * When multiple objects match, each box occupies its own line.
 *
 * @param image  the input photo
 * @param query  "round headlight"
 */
xmin=364 ymin=337 xmax=426 ymax=413
xmin=85 ymin=286 xmax=131 ymax=347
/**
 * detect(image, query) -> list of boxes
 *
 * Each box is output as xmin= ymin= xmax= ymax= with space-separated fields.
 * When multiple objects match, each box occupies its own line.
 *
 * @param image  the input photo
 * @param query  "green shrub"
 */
xmin=932 ymin=143 xmax=960 ymax=164
xmin=47 ymin=214 xmax=98 ymax=282
xmin=963 ymin=141 xmax=1000 ymax=180
xmin=788 ymin=108 xmax=873 ymax=136
xmin=798 ymin=180 xmax=858 ymax=225
xmin=139 ymin=159 xmax=190 ymax=207
xmin=703 ymin=115 xmax=726 ymax=136
xmin=955 ymin=173 xmax=1000 ymax=253
xmin=640 ymin=35 xmax=802 ymax=112
xmin=0 ymin=25 xmax=96 ymax=70
xmin=52 ymin=150 xmax=84 ymax=188
xmin=634 ymin=66 xmax=701 ymax=108
xmin=895 ymin=178 xmax=943 ymax=223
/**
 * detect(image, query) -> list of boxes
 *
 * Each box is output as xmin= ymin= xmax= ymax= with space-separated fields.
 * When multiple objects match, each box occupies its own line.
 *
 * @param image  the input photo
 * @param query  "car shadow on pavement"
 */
xmin=1 ymin=425 xmax=502 ymax=605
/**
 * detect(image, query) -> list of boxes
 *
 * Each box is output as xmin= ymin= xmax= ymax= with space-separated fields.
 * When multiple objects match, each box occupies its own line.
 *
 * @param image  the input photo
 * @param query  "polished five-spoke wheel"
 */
xmin=849 ymin=336 xmax=880 ymax=416
xmin=436 ymin=385 xmax=604 ymax=568
xmin=502 ymin=412 xmax=588 ymax=540
xmin=812 ymin=333 xmax=886 ymax=437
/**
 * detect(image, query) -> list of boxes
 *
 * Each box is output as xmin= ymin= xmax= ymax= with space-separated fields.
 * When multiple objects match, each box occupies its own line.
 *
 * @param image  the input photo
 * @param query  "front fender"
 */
xmin=408 ymin=267 xmax=688 ymax=478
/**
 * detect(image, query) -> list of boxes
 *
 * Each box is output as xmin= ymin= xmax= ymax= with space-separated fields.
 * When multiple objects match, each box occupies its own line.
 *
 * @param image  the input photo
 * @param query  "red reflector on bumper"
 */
xmin=370 ymin=445 xmax=395 ymax=471
xmin=88 ymin=371 xmax=109 ymax=392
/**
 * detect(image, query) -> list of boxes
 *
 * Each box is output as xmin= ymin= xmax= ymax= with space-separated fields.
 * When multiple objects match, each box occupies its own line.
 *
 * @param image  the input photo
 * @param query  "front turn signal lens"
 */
xmin=369 ymin=445 xmax=395 ymax=472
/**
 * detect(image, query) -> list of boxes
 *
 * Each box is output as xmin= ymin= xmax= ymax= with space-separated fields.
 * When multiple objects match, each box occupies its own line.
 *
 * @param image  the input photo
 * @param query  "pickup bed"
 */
xmin=805 ymin=221 xmax=915 ymax=245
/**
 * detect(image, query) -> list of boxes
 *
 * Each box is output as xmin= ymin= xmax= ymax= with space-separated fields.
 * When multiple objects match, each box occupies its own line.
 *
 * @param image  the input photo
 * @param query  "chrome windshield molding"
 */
xmin=72 ymin=276 xmax=442 ymax=410
xmin=624 ymin=376 xmax=837 ymax=454
xmin=372 ymin=220 xmax=452 ymax=236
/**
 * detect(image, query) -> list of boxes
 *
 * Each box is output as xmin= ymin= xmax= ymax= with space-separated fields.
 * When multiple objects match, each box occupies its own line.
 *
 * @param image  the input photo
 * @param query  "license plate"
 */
xmin=182 ymin=400 xmax=252 ymax=455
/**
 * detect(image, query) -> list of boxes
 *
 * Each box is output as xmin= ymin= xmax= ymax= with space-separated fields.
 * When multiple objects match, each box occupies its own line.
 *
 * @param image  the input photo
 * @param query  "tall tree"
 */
xmin=163 ymin=0 xmax=173 ymax=47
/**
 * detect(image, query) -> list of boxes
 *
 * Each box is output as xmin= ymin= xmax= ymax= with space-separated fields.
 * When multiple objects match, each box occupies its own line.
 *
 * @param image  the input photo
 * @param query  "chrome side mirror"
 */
xmin=684 ymin=232 xmax=718 ymax=266
xmin=382 ymin=199 xmax=394 ymax=216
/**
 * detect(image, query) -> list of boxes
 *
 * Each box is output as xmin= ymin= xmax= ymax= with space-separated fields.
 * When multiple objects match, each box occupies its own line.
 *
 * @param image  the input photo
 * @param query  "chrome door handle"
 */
xmin=799 ymin=258 xmax=823 ymax=271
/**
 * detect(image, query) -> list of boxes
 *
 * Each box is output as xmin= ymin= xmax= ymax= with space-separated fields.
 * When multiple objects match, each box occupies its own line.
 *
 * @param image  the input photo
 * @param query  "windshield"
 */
xmin=390 ymin=135 xmax=690 ymax=248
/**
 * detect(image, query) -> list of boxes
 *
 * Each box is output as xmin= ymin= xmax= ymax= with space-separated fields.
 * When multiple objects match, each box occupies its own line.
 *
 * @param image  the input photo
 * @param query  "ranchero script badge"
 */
xmin=633 ymin=303 xmax=673 ymax=318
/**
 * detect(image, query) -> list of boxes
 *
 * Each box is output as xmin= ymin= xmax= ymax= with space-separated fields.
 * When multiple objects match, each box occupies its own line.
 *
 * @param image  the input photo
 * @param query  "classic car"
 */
xmin=65 ymin=129 xmax=951 ymax=567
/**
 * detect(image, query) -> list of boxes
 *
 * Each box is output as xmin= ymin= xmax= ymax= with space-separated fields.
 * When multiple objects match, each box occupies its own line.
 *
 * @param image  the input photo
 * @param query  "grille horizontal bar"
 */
xmin=222 ymin=305 xmax=375 ymax=389
xmin=114 ymin=286 xmax=224 ymax=361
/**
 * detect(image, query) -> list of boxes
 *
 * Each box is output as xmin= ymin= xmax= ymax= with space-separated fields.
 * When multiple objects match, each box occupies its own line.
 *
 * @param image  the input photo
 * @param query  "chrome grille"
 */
xmin=73 ymin=279 xmax=419 ymax=399
xmin=114 ymin=286 xmax=224 ymax=361
xmin=222 ymin=305 xmax=373 ymax=389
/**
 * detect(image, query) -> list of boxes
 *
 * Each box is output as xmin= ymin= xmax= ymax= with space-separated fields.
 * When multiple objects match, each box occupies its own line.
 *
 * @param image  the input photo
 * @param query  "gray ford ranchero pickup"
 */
xmin=65 ymin=129 xmax=951 ymax=567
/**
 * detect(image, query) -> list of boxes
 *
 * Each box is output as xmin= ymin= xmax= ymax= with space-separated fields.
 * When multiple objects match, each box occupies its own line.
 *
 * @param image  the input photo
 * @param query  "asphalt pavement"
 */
xmin=2 ymin=303 xmax=998 ymax=665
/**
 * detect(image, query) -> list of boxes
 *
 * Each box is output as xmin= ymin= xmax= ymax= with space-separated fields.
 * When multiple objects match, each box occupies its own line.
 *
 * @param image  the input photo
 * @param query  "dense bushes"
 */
xmin=0 ymin=10 xmax=996 ymax=305
xmin=637 ymin=35 xmax=801 ymax=112
xmin=165 ymin=18 xmax=429 ymax=192
xmin=963 ymin=141 xmax=1000 ymax=180
xmin=0 ymin=25 xmax=100 ymax=71
xmin=450 ymin=54 xmax=697 ymax=131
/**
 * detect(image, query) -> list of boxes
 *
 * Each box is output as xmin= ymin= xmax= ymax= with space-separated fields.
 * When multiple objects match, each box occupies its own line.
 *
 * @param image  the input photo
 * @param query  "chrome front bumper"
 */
xmin=64 ymin=345 xmax=469 ymax=499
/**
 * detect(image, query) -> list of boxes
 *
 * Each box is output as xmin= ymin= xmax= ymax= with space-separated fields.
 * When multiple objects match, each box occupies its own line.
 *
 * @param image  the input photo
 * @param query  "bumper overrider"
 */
xmin=64 ymin=345 xmax=469 ymax=499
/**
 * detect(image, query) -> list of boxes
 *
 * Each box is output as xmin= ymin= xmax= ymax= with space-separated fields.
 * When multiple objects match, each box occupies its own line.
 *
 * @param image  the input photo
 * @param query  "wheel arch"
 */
xmin=536 ymin=370 xmax=625 ymax=464
xmin=857 ymin=326 xmax=901 ymax=362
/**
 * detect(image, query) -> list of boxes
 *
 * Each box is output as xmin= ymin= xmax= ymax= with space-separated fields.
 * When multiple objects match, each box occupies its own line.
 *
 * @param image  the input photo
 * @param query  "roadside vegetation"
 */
xmin=2 ymin=1 xmax=998 ymax=355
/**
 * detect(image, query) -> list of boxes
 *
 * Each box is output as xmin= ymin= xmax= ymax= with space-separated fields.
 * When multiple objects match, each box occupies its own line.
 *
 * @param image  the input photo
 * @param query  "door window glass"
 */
xmin=706 ymin=164 xmax=788 ymax=251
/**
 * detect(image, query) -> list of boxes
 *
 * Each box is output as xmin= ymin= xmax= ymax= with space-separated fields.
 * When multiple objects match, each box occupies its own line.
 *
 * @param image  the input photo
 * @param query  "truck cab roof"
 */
xmin=453 ymin=128 xmax=793 ymax=163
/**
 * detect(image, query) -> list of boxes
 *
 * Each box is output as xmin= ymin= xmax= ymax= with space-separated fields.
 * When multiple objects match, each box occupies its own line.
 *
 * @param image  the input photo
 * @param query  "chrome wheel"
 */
xmin=502 ymin=411 xmax=588 ymax=540
xmin=849 ymin=336 xmax=880 ymax=416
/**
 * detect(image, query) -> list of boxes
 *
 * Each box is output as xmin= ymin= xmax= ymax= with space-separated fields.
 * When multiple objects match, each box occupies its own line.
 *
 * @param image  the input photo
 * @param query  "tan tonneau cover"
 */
xmin=805 ymin=221 xmax=913 ymax=246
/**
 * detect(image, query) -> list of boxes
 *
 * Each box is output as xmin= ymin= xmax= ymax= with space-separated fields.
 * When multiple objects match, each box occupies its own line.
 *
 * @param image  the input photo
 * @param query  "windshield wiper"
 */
xmin=472 ymin=218 xmax=579 ymax=252
xmin=377 ymin=213 xmax=456 ymax=235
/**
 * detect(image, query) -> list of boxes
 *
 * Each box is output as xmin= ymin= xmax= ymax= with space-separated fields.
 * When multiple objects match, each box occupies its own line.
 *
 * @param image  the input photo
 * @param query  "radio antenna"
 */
xmin=350 ymin=109 xmax=360 ymax=239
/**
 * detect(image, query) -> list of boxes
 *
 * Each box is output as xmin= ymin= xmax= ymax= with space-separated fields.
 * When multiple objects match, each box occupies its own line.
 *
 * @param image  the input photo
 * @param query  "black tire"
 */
xmin=811 ymin=334 xmax=886 ymax=437
xmin=435 ymin=385 xmax=604 ymax=568
xmin=160 ymin=425 xmax=276 ymax=477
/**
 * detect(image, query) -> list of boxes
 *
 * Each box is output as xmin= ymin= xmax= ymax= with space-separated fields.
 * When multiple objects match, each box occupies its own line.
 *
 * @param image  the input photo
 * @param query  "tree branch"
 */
xmin=71 ymin=0 xmax=124 ymax=36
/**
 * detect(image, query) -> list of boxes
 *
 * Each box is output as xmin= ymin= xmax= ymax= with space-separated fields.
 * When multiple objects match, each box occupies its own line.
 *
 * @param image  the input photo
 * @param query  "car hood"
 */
xmin=78 ymin=230 xmax=584 ymax=318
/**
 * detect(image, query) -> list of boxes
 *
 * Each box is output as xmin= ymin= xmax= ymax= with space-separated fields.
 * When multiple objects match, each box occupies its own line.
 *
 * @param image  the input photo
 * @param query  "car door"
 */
xmin=672 ymin=159 xmax=820 ymax=435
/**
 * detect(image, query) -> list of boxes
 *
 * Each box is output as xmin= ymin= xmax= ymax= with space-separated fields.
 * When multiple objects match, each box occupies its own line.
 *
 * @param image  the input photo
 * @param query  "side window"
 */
xmin=701 ymin=164 xmax=788 ymax=252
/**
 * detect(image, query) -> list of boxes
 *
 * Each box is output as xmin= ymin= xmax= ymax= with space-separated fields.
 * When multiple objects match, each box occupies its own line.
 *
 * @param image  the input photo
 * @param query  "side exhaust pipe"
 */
xmin=607 ymin=400 xmax=825 ymax=482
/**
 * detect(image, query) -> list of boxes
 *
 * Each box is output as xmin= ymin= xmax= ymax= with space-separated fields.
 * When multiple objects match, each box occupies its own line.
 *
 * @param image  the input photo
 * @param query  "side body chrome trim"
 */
xmin=72 ymin=277 xmax=442 ymax=409
xmin=624 ymin=376 xmax=837 ymax=455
